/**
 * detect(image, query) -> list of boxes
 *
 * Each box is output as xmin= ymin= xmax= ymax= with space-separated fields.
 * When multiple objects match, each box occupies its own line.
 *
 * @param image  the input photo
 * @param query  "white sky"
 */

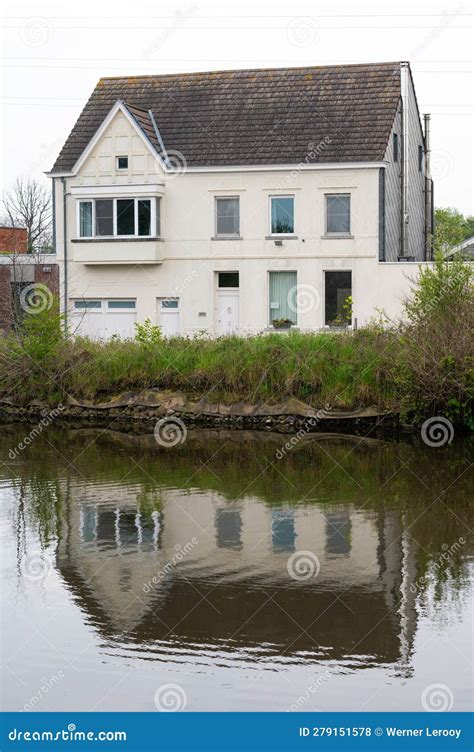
xmin=0 ymin=0 xmax=473 ymax=213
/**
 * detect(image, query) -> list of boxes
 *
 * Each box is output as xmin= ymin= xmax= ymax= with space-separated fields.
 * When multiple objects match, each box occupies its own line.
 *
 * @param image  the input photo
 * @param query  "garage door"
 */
xmin=72 ymin=299 xmax=136 ymax=339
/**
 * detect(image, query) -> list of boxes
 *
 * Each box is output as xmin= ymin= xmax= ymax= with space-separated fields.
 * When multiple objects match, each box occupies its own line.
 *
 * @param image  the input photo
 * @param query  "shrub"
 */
xmin=134 ymin=318 xmax=162 ymax=346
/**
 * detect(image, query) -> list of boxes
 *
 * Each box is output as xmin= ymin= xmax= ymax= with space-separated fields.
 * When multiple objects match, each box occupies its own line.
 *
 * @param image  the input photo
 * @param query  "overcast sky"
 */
xmin=1 ymin=0 xmax=473 ymax=213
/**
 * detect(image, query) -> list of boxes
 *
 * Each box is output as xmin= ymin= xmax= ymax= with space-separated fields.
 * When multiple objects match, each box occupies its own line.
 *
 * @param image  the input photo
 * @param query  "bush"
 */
xmin=134 ymin=318 xmax=162 ymax=346
xmin=395 ymin=254 xmax=474 ymax=425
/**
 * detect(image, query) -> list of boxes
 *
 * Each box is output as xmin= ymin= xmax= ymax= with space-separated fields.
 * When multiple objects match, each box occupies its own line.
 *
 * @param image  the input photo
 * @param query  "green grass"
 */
xmin=0 ymin=328 xmax=398 ymax=410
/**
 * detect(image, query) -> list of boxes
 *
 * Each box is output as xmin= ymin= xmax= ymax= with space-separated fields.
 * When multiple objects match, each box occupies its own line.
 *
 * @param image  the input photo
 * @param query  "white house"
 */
xmin=47 ymin=61 xmax=433 ymax=339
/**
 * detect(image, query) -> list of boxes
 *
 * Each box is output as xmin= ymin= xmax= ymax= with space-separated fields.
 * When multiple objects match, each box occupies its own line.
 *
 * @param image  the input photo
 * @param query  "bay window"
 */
xmin=77 ymin=198 xmax=159 ymax=238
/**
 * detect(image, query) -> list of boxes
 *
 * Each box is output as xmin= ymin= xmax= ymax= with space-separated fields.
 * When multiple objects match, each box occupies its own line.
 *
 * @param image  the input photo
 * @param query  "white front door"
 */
xmin=216 ymin=291 xmax=239 ymax=336
xmin=158 ymin=298 xmax=180 ymax=337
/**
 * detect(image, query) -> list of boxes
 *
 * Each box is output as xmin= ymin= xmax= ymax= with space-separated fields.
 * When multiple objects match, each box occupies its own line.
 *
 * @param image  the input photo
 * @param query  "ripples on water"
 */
xmin=0 ymin=425 xmax=472 ymax=711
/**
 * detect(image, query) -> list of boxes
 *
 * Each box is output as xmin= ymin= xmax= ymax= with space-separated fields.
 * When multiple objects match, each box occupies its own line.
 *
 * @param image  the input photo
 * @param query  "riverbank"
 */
xmin=0 ymin=254 xmax=472 ymax=432
xmin=0 ymin=389 xmax=402 ymax=438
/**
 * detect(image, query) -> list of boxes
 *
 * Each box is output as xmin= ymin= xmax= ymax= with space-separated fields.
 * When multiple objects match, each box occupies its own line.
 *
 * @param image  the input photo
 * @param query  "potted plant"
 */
xmin=272 ymin=317 xmax=293 ymax=330
xmin=328 ymin=295 xmax=353 ymax=329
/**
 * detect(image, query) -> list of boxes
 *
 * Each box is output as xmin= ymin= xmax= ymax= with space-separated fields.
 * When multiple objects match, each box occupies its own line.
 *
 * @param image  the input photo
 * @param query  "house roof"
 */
xmin=51 ymin=62 xmax=403 ymax=173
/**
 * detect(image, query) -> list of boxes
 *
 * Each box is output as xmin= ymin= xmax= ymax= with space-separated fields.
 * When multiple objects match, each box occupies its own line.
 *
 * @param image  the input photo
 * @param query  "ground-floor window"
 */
xmin=217 ymin=271 xmax=239 ymax=288
xmin=269 ymin=271 xmax=297 ymax=325
xmin=324 ymin=271 xmax=352 ymax=326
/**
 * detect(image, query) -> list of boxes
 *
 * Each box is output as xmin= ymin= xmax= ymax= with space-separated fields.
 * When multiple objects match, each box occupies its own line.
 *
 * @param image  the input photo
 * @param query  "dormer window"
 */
xmin=117 ymin=156 xmax=128 ymax=170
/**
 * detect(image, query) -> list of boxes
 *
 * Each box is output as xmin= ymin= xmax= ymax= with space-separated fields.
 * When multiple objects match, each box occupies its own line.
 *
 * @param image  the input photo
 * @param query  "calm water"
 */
xmin=0 ymin=424 xmax=472 ymax=713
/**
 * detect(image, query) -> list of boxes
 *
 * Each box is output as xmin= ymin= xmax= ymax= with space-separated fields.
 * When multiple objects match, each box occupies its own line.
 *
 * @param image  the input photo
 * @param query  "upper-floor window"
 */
xmin=326 ymin=194 xmax=351 ymax=235
xmin=117 ymin=156 xmax=128 ymax=170
xmin=270 ymin=196 xmax=295 ymax=235
xmin=418 ymin=145 xmax=423 ymax=172
xmin=215 ymin=197 xmax=240 ymax=236
xmin=393 ymin=133 xmax=399 ymax=163
xmin=78 ymin=198 xmax=159 ymax=238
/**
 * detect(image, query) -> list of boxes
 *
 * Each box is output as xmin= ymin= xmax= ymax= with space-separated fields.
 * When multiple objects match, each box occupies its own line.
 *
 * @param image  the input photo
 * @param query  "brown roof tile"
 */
xmin=51 ymin=62 xmax=402 ymax=172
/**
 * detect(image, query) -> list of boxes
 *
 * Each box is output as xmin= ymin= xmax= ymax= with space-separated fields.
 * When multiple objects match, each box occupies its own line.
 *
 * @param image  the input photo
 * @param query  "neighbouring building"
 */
xmin=47 ymin=62 xmax=434 ymax=339
xmin=0 ymin=253 xmax=59 ymax=333
xmin=0 ymin=226 xmax=28 ymax=254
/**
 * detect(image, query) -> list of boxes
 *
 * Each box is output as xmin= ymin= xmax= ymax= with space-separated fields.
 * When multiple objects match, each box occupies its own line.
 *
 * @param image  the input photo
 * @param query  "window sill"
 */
xmin=265 ymin=235 xmax=298 ymax=240
xmin=321 ymin=234 xmax=354 ymax=239
xmin=72 ymin=237 xmax=164 ymax=243
xmin=211 ymin=236 xmax=243 ymax=241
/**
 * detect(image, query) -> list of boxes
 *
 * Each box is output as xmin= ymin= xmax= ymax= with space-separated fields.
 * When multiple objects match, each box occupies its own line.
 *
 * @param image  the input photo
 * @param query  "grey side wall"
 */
xmin=381 ymin=68 xmax=427 ymax=262
xmin=406 ymin=71 xmax=426 ymax=260
xmin=383 ymin=104 xmax=402 ymax=262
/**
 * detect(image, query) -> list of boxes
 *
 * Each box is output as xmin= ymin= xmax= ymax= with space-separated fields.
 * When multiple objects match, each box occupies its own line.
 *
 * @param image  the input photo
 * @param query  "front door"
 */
xmin=216 ymin=290 xmax=239 ymax=336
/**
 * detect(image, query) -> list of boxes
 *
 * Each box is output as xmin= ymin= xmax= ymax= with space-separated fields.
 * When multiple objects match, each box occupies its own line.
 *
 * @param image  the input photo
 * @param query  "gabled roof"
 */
xmin=51 ymin=62 xmax=404 ymax=173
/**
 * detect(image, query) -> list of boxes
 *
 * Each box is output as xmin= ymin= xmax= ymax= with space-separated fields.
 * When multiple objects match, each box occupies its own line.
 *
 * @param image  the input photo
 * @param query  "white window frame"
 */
xmin=325 ymin=193 xmax=351 ymax=236
xmin=214 ymin=196 xmax=240 ymax=237
xmin=116 ymin=156 xmax=129 ymax=170
xmin=269 ymin=195 xmax=295 ymax=236
xmin=76 ymin=198 xmax=158 ymax=239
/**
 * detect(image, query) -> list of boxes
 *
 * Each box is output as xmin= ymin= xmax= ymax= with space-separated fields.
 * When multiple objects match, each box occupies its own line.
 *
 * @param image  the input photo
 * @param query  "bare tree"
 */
xmin=2 ymin=178 xmax=52 ymax=253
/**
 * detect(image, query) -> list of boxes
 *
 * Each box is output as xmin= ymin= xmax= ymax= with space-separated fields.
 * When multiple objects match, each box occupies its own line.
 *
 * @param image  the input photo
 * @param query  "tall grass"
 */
xmin=0 ymin=328 xmax=396 ymax=409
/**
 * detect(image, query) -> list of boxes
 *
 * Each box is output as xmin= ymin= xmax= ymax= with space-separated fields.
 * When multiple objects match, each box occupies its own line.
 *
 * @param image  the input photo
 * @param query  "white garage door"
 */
xmin=72 ymin=300 xmax=136 ymax=339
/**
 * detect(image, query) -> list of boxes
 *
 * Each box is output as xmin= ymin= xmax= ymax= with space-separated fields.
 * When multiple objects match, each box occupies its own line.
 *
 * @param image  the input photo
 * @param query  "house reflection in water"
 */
xmin=57 ymin=482 xmax=418 ymax=672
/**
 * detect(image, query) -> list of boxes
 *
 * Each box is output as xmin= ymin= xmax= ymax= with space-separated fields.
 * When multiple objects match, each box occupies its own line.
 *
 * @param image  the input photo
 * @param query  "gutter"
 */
xmin=61 ymin=177 xmax=68 ymax=328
